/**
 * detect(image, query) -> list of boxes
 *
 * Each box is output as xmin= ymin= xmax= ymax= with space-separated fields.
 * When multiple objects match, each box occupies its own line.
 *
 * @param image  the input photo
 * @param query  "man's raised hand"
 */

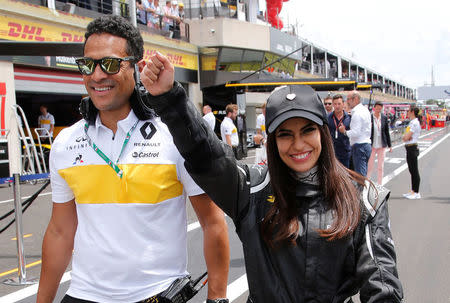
xmin=140 ymin=52 xmax=175 ymax=96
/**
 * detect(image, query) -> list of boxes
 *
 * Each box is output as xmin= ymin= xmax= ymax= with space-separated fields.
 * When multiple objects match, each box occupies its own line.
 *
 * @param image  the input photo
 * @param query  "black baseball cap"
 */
xmin=266 ymin=85 xmax=328 ymax=133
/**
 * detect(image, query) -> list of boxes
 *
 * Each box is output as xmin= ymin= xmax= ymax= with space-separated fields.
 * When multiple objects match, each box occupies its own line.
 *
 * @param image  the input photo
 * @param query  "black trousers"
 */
xmin=406 ymin=144 xmax=420 ymax=193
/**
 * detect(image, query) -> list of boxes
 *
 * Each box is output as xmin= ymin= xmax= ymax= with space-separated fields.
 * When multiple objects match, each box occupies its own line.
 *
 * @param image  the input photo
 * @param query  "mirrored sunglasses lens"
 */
xmin=77 ymin=59 xmax=94 ymax=75
xmin=101 ymin=58 xmax=121 ymax=74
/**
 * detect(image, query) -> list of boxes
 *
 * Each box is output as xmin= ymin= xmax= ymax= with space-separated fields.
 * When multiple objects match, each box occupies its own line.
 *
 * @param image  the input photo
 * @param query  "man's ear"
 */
xmin=137 ymin=59 xmax=146 ymax=72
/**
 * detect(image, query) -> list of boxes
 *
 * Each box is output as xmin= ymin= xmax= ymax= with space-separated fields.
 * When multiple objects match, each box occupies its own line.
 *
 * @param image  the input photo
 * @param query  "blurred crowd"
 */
xmin=136 ymin=0 xmax=185 ymax=38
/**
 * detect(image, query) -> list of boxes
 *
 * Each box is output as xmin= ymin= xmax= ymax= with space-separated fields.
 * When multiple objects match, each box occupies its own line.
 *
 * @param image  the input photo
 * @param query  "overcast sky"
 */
xmin=276 ymin=0 xmax=450 ymax=89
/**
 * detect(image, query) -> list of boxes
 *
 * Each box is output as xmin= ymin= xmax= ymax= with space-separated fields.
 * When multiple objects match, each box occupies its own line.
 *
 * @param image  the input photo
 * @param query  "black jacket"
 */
xmin=370 ymin=114 xmax=392 ymax=148
xmin=146 ymin=83 xmax=403 ymax=303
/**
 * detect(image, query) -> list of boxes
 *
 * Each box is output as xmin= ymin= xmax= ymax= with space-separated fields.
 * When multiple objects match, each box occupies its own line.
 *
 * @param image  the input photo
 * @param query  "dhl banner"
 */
xmin=0 ymin=15 xmax=85 ymax=43
xmin=0 ymin=15 xmax=198 ymax=70
xmin=143 ymin=47 xmax=197 ymax=71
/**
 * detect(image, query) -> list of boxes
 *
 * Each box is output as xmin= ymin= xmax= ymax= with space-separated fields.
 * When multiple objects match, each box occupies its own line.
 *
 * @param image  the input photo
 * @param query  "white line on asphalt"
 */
xmin=391 ymin=128 xmax=442 ymax=151
xmin=0 ymin=271 xmax=71 ymax=303
xmin=0 ymin=192 xmax=52 ymax=205
xmin=382 ymin=131 xmax=450 ymax=186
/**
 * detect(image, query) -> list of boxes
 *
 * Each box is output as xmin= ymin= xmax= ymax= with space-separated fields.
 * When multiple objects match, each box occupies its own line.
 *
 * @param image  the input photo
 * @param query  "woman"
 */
xmin=402 ymin=106 xmax=421 ymax=199
xmin=367 ymin=101 xmax=392 ymax=185
xmin=147 ymin=84 xmax=403 ymax=302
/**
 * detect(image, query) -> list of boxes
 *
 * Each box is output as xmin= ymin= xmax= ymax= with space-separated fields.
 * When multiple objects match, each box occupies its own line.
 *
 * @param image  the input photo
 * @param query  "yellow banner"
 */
xmin=0 ymin=15 xmax=85 ymax=42
xmin=0 ymin=15 xmax=197 ymax=70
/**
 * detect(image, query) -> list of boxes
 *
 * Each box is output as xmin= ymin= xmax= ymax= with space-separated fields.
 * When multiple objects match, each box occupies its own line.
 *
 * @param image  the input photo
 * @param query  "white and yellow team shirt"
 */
xmin=50 ymin=110 xmax=204 ymax=303
xmin=38 ymin=113 xmax=55 ymax=136
xmin=404 ymin=118 xmax=421 ymax=145
xmin=220 ymin=116 xmax=239 ymax=147
xmin=256 ymin=113 xmax=266 ymax=138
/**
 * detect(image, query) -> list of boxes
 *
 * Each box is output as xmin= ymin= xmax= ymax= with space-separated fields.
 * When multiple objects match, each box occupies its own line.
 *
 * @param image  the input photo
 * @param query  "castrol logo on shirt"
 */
xmin=132 ymin=151 xmax=160 ymax=158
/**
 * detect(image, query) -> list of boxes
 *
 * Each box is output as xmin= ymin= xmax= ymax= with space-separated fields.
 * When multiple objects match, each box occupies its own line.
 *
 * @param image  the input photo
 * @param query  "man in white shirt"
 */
xmin=255 ymin=103 xmax=266 ymax=139
xmin=202 ymin=105 xmax=216 ymax=132
xmin=338 ymin=91 xmax=372 ymax=176
xmin=220 ymin=103 xmax=238 ymax=148
xmin=38 ymin=104 xmax=55 ymax=143
xmin=37 ymin=16 xmax=229 ymax=303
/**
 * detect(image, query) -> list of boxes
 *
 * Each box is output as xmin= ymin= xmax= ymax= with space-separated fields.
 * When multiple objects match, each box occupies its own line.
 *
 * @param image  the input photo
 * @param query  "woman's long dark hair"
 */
xmin=261 ymin=123 xmax=366 ymax=248
xmin=410 ymin=106 xmax=422 ymax=123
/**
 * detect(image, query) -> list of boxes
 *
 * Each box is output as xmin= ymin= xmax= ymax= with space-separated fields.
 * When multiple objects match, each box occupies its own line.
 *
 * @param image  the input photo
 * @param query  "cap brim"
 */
xmin=267 ymin=109 xmax=323 ymax=133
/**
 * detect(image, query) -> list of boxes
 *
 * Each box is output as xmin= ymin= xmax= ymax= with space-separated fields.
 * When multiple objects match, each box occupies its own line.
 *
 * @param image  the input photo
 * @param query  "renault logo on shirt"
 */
xmin=140 ymin=122 xmax=157 ymax=140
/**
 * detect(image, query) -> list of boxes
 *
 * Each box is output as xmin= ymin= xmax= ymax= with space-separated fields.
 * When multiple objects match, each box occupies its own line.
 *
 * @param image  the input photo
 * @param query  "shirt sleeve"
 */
xmin=223 ymin=123 xmax=232 ymax=135
xmin=50 ymin=114 xmax=55 ymax=125
xmin=177 ymin=155 xmax=204 ymax=197
xmin=49 ymin=140 xmax=75 ymax=203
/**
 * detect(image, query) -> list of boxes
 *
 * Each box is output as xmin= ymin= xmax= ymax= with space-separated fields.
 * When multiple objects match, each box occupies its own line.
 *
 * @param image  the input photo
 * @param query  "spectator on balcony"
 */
xmin=171 ymin=0 xmax=179 ymax=17
xmin=178 ymin=2 xmax=185 ymax=20
xmin=143 ymin=0 xmax=161 ymax=28
xmin=163 ymin=0 xmax=176 ymax=31
xmin=136 ymin=0 xmax=147 ymax=25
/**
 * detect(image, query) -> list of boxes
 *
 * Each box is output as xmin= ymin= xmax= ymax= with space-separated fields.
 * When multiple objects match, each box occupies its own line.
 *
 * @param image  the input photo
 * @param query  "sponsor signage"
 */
xmin=0 ymin=15 xmax=198 ymax=71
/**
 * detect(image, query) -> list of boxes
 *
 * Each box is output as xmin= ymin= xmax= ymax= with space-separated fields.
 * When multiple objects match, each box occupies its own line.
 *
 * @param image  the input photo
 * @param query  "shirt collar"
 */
xmin=93 ymin=109 xmax=138 ymax=134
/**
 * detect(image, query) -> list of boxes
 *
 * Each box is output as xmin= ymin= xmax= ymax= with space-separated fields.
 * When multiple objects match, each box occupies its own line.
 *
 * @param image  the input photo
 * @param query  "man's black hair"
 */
xmin=374 ymin=101 xmax=383 ymax=107
xmin=84 ymin=15 xmax=144 ymax=61
xmin=332 ymin=94 xmax=343 ymax=101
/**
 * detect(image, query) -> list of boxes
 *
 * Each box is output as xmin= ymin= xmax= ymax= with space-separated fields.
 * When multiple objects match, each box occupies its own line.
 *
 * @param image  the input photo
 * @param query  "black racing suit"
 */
xmin=145 ymin=82 xmax=403 ymax=303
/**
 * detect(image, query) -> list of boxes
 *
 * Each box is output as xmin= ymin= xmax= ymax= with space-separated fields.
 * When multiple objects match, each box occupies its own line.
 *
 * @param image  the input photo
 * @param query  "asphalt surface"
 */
xmin=0 ymin=125 xmax=449 ymax=303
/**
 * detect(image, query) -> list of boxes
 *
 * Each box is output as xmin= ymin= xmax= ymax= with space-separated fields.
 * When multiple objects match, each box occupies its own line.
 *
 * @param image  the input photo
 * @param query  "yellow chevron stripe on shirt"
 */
xmin=40 ymin=119 xmax=51 ymax=124
xmin=58 ymin=164 xmax=183 ymax=204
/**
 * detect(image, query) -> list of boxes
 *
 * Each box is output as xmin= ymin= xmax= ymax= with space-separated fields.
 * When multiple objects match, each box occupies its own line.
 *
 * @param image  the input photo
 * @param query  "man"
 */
xmin=220 ymin=104 xmax=239 ymax=150
xmin=255 ymin=103 xmax=266 ymax=138
xmin=323 ymin=95 xmax=333 ymax=114
xmin=37 ymin=16 xmax=229 ymax=303
xmin=38 ymin=104 xmax=55 ymax=144
xmin=338 ymin=91 xmax=372 ymax=176
xmin=327 ymin=94 xmax=351 ymax=168
xmin=202 ymin=105 xmax=216 ymax=131
xmin=367 ymin=101 xmax=392 ymax=185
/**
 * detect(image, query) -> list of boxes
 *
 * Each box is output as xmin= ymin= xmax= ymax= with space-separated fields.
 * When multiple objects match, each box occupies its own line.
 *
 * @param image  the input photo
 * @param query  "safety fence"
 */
xmin=1 ymin=173 xmax=50 ymax=285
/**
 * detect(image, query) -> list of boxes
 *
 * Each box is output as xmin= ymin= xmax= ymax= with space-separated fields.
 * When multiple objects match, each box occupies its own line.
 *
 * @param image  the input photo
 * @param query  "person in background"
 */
xmin=136 ymin=0 xmax=146 ymax=24
xmin=142 ymin=0 xmax=158 ymax=28
xmin=339 ymin=91 xmax=372 ymax=176
xmin=323 ymin=95 xmax=333 ymax=114
xmin=178 ymin=1 xmax=185 ymax=20
xmin=255 ymin=103 xmax=266 ymax=139
xmin=38 ymin=104 xmax=55 ymax=144
xmin=141 ymin=77 xmax=404 ymax=302
xmin=220 ymin=104 xmax=239 ymax=151
xmin=202 ymin=105 xmax=216 ymax=132
xmin=402 ymin=106 xmax=421 ymax=200
xmin=37 ymin=15 xmax=229 ymax=303
xmin=367 ymin=101 xmax=392 ymax=185
xmin=327 ymin=94 xmax=351 ymax=168
xmin=162 ymin=0 xmax=176 ymax=31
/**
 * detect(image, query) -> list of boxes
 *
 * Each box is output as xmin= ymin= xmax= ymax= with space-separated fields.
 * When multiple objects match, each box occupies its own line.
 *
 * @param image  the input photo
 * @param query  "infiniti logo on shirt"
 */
xmin=140 ymin=122 xmax=156 ymax=140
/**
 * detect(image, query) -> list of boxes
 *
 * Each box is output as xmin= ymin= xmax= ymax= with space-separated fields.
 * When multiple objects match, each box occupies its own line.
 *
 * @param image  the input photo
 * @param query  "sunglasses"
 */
xmin=324 ymin=103 xmax=332 ymax=105
xmin=75 ymin=56 xmax=135 ymax=75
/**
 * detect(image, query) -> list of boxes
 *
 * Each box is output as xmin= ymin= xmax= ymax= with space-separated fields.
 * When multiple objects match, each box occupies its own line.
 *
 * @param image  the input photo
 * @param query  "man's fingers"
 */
xmin=155 ymin=51 xmax=174 ymax=71
xmin=150 ymin=54 xmax=165 ymax=70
